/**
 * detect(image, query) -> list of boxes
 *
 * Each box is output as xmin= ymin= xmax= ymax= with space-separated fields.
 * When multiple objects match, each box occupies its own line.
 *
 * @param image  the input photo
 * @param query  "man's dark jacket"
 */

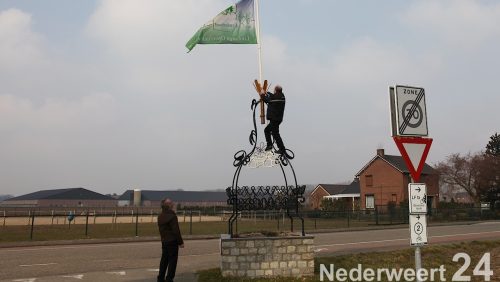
xmin=263 ymin=91 xmax=286 ymax=121
xmin=158 ymin=209 xmax=184 ymax=245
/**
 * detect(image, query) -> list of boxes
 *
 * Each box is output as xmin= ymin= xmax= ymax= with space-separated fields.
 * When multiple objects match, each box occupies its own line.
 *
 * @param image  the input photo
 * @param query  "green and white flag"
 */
xmin=186 ymin=0 xmax=257 ymax=52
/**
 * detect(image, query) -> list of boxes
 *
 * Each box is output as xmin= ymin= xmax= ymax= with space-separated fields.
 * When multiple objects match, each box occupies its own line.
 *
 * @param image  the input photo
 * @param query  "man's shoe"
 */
xmin=265 ymin=145 xmax=273 ymax=151
xmin=276 ymin=149 xmax=291 ymax=158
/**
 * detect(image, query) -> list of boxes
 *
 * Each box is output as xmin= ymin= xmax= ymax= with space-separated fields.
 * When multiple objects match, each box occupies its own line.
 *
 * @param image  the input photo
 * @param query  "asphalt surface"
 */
xmin=0 ymin=221 xmax=498 ymax=282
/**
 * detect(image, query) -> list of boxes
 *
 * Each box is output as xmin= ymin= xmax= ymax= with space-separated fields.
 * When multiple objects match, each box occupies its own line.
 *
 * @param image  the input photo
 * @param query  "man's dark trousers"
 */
xmin=264 ymin=119 xmax=285 ymax=151
xmin=158 ymin=241 xmax=179 ymax=282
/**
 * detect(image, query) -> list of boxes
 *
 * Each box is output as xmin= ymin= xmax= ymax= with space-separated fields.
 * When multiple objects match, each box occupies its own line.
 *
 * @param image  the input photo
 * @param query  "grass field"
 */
xmin=0 ymin=217 xmax=380 ymax=242
xmin=197 ymin=240 xmax=500 ymax=282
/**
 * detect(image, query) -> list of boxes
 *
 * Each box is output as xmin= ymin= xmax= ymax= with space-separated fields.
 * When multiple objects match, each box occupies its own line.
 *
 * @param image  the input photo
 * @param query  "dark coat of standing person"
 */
xmin=260 ymin=85 xmax=286 ymax=154
xmin=157 ymin=198 xmax=184 ymax=282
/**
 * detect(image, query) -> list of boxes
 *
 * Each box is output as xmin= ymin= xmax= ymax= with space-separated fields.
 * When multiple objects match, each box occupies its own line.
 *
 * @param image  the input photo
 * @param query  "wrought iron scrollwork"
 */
xmin=226 ymin=185 xmax=306 ymax=211
xmin=227 ymin=99 xmax=305 ymax=237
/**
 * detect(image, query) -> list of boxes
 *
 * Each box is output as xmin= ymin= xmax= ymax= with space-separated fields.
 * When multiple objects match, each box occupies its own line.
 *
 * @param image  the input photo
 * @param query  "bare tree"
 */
xmin=436 ymin=133 xmax=500 ymax=208
xmin=435 ymin=153 xmax=483 ymax=203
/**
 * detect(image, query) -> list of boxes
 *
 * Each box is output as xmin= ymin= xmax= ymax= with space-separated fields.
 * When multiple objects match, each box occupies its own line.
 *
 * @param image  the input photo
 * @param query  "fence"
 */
xmin=0 ymin=206 xmax=498 ymax=242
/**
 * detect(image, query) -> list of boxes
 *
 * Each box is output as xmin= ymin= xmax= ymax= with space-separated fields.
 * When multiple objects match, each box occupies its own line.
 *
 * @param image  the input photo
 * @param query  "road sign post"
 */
xmin=409 ymin=184 xmax=429 ymax=282
xmin=390 ymin=84 xmax=432 ymax=282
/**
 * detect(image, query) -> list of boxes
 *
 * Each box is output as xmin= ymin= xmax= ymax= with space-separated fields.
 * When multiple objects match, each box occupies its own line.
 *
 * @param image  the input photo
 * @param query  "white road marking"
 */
xmin=107 ymin=271 xmax=126 ymax=276
xmin=316 ymin=238 xmax=407 ymax=248
xmin=147 ymin=269 xmax=159 ymax=272
xmin=474 ymin=221 xmax=500 ymax=225
xmin=315 ymin=230 xmax=500 ymax=248
xmin=2 ymin=230 xmax=498 ymax=255
xmin=61 ymin=274 xmax=84 ymax=279
xmin=314 ymin=248 xmax=328 ymax=253
xmin=3 ymin=241 xmax=161 ymax=252
xmin=431 ymin=230 xmax=500 ymax=238
xmin=19 ymin=263 xmax=58 ymax=267
xmin=12 ymin=279 xmax=37 ymax=282
xmin=1 ymin=238 xmax=222 ymax=253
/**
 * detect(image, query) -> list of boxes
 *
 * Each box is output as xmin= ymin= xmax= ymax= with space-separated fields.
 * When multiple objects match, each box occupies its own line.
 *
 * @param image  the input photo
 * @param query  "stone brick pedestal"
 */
xmin=220 ymin=234 xmax=314 ymax=278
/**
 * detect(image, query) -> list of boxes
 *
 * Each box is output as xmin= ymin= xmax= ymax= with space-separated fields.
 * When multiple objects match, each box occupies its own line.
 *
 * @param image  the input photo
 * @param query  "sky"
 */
xmin=0 ymin=0 xmax=499 ymax=196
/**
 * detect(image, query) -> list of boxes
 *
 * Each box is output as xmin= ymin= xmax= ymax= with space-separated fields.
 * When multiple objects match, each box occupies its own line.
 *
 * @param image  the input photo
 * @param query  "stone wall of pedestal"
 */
xmin=220 ymin=235 xmax=314 ymax=278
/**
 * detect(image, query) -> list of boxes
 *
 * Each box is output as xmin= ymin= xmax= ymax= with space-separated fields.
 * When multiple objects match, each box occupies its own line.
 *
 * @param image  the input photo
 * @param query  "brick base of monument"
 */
xmin=220 ymin=234 xmax=315 ymax=278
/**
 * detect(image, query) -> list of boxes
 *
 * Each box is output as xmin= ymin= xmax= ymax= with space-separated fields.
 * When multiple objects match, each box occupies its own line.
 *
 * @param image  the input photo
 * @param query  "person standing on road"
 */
xmin=158 ymin=198 xmax=184 ymax=282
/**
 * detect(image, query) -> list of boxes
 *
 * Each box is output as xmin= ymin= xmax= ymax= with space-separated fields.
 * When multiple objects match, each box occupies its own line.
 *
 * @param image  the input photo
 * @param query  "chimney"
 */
xmin=377 ymin=149 xmax=385 ymax=157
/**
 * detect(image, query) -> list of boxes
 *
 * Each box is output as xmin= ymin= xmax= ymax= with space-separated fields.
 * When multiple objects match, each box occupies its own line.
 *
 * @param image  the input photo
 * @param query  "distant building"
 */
xmin=118 ymin=190 xmax=228 ymax=208
xmin=356 ymin=149 xmax=439 ymax=209
xmin=309 ymin=180 xmax=360 ymax=210
xmin=453 ymin=192 xmax=474 ymax=204
xmin=0 ymin=188 xmax=117 ymax=207
xmin=0 ymin=195 xmax=13 ymax=202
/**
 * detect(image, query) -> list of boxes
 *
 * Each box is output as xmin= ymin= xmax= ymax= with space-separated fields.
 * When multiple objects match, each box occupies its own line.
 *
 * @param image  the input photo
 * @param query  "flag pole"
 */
xmin=254 ymin=0 xmax=266 ymax=124
xmin=255 ymin=0 xmax=263 ymax=83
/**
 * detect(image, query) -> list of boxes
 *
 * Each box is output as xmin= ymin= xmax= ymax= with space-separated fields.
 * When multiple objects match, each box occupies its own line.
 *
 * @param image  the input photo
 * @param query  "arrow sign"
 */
xmin=409 ymin=183 xmax=427 ymax=214
xmin=393 ymin=136 xmax=433 ymax=182
xmin=409 ymin=214 xmax=428 ymax=246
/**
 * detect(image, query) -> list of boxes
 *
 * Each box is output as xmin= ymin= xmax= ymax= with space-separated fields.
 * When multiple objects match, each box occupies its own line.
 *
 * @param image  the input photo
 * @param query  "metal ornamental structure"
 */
xmin=226 ymin=99 xmax=305 ymax=237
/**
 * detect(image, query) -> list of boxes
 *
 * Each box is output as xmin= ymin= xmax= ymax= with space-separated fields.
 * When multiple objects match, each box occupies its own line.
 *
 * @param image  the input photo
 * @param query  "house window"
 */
xmin=366 ymin=195 xmax=375 ymax=209
xmin=392 ymin=194 xmax=397 ymax=203
xmin=366 ymin=175 xmax=373 ymax=187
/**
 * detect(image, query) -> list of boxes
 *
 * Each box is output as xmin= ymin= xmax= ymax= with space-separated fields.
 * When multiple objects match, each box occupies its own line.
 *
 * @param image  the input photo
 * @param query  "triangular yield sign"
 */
xmin=393 ymin=137 xmax=433 ymax=182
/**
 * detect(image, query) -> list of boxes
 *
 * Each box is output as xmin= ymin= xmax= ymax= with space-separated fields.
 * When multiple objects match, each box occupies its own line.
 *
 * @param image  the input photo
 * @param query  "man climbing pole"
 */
xmin=260 ymin=85 xmax=286 ymax=155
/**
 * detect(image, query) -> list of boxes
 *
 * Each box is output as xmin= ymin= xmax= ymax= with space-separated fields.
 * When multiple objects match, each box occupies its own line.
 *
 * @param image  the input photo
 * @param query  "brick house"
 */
xmin=356 ymin=149 xmax=439 ymax=209
xmin=309 ymin=180 xmax=360 ymax=210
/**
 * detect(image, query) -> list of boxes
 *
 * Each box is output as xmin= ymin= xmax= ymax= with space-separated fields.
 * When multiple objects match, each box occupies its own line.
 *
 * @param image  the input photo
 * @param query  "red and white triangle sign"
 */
xmin=393 ymin=137 xmax=433 ymax=182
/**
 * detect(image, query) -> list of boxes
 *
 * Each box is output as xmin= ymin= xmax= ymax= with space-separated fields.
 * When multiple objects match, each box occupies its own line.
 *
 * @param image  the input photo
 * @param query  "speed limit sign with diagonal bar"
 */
xmin=391 ymin=85 xmax=428 ymax=136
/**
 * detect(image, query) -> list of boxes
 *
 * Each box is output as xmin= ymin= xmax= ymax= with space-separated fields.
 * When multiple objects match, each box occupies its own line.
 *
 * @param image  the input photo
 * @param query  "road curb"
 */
xmin=0 ymin=234 xmax=220 ymax=249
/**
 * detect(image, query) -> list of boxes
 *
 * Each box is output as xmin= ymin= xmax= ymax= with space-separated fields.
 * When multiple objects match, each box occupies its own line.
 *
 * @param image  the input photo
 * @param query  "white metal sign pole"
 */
xmin=408 ymin=180 xmax=422 ymax=282
xmin=391 ymin=84 xmax=431 ymax=282
xmin=411 ymin=178 xmax=422 ymax=282
xmin=415 ymin=245 xmax=422 ymax=282
xmin=408 ymin=181 xmax=427 ymax=282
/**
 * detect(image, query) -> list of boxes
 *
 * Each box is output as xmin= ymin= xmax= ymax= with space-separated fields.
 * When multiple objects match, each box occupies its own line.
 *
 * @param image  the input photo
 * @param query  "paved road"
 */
xmin=0 ymin=221 xmax=498 ymax=281
xmin=314 ymin=221 xmax=500 ymax=255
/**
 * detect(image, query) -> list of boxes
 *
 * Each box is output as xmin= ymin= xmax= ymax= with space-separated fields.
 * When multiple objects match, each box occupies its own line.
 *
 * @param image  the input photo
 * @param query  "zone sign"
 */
xmin=392 ymin=85 xmax=428 ymax=137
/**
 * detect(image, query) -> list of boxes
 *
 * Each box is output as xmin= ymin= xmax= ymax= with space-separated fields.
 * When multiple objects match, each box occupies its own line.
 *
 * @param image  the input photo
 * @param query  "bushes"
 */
xmin=320 ymin=198 xmax=349 ymax=212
